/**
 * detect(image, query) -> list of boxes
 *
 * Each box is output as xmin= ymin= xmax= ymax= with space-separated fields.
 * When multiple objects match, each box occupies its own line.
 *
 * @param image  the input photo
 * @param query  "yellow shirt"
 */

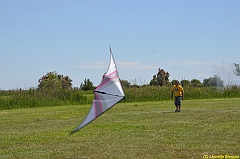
xmin=172 ymin=85 xmax=184 ymax=96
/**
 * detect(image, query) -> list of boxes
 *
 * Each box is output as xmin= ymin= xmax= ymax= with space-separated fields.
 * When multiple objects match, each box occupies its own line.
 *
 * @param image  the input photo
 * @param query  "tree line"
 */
xmin=149 ymin=68 xmax=224 ymax=87
xmin=36 ymin=63 xmax=239 ymax=91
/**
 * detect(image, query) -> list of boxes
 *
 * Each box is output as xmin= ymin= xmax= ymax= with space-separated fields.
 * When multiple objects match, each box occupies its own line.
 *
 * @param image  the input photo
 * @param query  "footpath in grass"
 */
xmin=0 ymin=98 xmax=239 ymax=158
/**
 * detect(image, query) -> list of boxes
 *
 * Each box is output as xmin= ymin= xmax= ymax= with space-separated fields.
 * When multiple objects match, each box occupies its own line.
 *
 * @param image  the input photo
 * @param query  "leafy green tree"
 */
xmin=61 ymin=75 xmax=73 ymax=89
xmin=171 ymin=79 xmax=179 ymax=85
xmin=38 ymin=71 xmax=72 ymax=90
xmin=191 ymin=79 xmax=203 ymax=87
xmin=80 ymin=78 xmax=95 ymax=90
xmin=203 ymin=75 xmax=224 ymax=87
xmin=234 ymin=63 xmax=240 ymax=76
xmin=150 ymin=75 xmax=159 ymax=86
xmin=150 ymin=68 xmax=170 ymax=86
xmin=181 ymin=80 xmax=190 ymax=86
xmin=121 ymin=80 xmax=131 ymax=88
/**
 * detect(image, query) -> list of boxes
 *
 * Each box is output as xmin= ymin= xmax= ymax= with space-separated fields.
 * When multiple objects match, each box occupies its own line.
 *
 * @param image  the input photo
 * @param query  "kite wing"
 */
xmin=71 ymin=48 xmax=125 ymax=133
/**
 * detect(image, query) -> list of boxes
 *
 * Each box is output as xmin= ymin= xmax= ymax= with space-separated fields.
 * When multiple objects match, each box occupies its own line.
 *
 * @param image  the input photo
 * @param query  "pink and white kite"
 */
xmin=71 ymin=47 xmax=125 ymax=133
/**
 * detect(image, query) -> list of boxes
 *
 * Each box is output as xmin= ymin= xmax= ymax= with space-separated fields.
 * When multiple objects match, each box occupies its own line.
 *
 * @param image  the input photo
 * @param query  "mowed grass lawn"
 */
xmin=0 ymin=98 xmax=239 ymax=159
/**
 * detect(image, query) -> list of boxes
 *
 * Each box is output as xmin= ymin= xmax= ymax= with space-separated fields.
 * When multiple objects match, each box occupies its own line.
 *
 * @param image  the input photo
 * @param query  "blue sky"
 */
xmin=0 ymin=0 xmax=240 ymax=90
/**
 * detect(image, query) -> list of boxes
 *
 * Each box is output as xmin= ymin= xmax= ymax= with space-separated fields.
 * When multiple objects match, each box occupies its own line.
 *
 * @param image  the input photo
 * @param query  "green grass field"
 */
xmin=0 ymin=98 xmax=239 ymax=159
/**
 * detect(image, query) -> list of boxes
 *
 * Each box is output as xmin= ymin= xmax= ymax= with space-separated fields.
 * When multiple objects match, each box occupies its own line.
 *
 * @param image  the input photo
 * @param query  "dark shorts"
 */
xmin=174 ymin=96 xmax=182 ymax=106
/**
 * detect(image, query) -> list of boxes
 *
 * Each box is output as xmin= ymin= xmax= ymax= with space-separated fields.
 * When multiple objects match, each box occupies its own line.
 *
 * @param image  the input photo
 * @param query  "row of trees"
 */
xmin=37 ymin=63 xmax=240 ymax=91
xmin=149 ymin=68 xmax=224 ymax=87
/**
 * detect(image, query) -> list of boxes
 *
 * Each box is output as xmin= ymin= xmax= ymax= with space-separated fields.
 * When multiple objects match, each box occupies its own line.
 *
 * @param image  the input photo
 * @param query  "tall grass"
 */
xmin=123 ymin=85 xmax=240 ymax=102
xmin=123 ymin=86 xmax=171 ymax=102
xmin=1 ymin=85 xmax=240 ymax=110
xmin=0 ymin=89 xmax=90 ymax=110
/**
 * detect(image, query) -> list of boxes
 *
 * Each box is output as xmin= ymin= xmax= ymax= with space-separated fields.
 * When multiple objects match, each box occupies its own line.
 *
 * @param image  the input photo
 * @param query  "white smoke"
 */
xmin=212 ymin=62 xmax=240 ymax=86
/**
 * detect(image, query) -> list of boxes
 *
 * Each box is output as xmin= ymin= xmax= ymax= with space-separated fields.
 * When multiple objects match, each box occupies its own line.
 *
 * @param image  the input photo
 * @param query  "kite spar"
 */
xmin=71 ymin=47 xmax=125 ymax=133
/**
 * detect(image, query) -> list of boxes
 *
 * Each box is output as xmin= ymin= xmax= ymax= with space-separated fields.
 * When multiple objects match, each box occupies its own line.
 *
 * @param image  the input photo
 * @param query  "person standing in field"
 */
xmin=172 ymin=80 xmax=184 ymax=112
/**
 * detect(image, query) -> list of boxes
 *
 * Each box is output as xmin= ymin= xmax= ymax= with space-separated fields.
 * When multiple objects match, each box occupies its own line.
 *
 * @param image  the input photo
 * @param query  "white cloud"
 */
xmin=77 ymin=61 xmax=155 ymax=70
xmin=196 ymin=74 xmax=206 ymax=78
xmin=118 ymin=61 xmax=155 ymax=70
xmin=172 ymin=61 xmax=210 ymax=66
xmin=77 ymin=61 xmax=108 ymax=69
